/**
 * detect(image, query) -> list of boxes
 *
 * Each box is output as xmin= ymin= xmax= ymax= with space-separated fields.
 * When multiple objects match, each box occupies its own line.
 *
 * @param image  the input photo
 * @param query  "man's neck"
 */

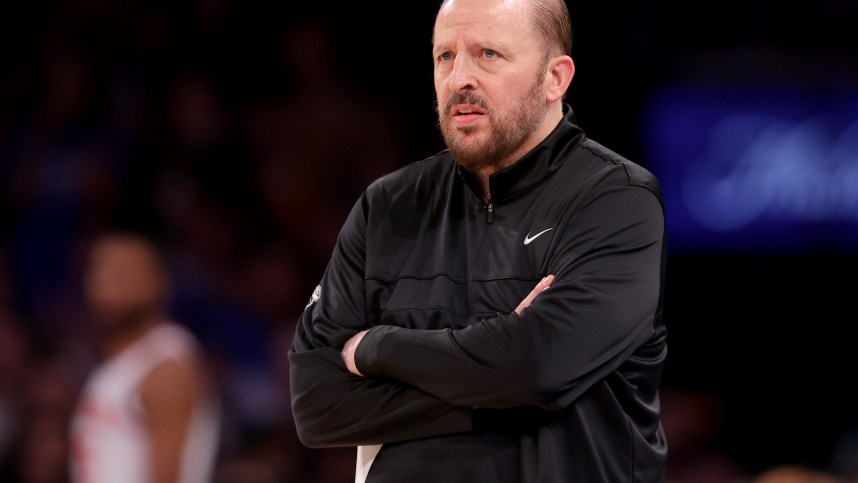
xmin=470 ymin=145 xmax=535 ymax=200
xmin=471 ymin=167 xmax=496 ymax=200
xmin=102 ymin=313 xmax=163 ymax=360
xmin=470 ymin=105 xmax=564 ymax=200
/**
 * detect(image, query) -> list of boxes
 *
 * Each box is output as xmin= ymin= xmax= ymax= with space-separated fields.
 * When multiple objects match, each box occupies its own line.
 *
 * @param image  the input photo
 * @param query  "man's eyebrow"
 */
xmin=432 ymin=40 xmax=510 ymax=56
xmin=479 ymin=40 xmax=509 ymax=52
xmin=432 ymin=42 xmax=449 ymax=56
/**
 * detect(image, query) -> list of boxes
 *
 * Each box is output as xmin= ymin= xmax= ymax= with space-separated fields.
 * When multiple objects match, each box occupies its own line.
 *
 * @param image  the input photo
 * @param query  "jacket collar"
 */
xmin=456 ymin=104 xmax=585 ymax=202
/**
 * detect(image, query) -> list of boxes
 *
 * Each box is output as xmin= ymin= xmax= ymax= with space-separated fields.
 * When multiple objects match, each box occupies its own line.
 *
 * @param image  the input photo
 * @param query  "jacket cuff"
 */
xmin=354 ymin=325 xmax=397 ymax=377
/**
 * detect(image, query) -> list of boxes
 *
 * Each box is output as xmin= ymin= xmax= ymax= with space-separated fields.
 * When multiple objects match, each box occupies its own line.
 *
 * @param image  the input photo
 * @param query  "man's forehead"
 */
xmin=437 ymin=0 xmax=530 ymax=25
xmin=434 ymin=0 xmax=532 ymax=45
xmin=439 ymin=0 xmax=525 ymax=14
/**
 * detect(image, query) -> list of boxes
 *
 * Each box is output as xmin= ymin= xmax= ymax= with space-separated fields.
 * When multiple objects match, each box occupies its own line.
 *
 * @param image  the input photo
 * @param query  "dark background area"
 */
xmin=1 ymin=1 xmax=857 ymax=482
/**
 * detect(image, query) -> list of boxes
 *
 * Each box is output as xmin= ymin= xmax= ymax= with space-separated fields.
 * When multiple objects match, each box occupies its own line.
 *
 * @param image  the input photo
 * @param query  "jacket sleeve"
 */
xmin=288 ymin=191 xmax=472 ymax=448
xmin=354 ymin=185 xmax=665 ymax=411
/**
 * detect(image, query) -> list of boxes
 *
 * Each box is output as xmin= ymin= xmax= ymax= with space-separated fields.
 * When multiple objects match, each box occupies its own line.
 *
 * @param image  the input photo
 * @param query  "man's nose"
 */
xmin=448 ymin=55 xmax=478 ymax=92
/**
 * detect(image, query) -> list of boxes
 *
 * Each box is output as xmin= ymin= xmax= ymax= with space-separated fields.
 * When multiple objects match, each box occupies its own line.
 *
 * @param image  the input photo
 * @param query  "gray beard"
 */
xmin=436 ymin=74 xmax=547 ymax=173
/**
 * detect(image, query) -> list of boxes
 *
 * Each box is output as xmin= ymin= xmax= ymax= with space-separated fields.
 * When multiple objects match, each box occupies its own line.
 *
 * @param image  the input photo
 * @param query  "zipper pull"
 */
xmin=486 ymin=201 xmax=494 ymax=224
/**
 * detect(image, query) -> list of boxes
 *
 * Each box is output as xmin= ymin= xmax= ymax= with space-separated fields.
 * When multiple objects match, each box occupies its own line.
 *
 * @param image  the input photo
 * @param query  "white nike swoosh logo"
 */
xmin=523 ymin=228 xmax=554 ymax=245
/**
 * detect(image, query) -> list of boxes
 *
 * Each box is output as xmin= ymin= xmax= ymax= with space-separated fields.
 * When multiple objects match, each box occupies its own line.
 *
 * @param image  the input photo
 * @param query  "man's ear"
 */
xmin=545 ymin=55 xmax=575 ymax=103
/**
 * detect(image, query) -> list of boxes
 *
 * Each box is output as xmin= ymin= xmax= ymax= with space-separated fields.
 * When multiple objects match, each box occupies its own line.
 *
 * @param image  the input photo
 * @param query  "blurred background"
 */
xmin=1 ymin=0 xmax=857 ymax=482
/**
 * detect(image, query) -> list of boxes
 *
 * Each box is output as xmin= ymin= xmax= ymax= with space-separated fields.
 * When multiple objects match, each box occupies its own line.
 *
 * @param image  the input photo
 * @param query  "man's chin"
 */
xmin=92 ymin=305 xmax=151 ymax=329
xmin=90 ymin=309 xmax=125 ymax=326
xmin=443 ymin=130 xmax=499 ymax=171
xmin=453 ymin=151 xmax=501 ymax=173
xmin=441 ymin=116 xmax=484 ymax=138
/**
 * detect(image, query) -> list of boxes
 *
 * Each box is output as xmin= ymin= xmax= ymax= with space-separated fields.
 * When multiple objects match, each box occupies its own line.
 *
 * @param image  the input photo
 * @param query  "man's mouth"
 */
xmin=453 ymin=104 xmax=485 ymax=117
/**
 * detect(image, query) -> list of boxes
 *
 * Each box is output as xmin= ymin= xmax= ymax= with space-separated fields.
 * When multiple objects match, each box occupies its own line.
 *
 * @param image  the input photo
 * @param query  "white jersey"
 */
xmin=69 ymin=323 xmax=221 ymax=483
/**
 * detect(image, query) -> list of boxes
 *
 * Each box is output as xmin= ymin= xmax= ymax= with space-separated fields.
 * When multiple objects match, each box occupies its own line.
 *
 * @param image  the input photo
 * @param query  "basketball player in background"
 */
xmin=69 ymin=232 xmax=221 ymax=483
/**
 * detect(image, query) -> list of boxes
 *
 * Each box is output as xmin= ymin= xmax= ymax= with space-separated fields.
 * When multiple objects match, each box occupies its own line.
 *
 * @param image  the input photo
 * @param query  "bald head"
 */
xmin=436 ymin=0 xmax=573 ymax=58
xmin=84 ymin=232 xmax=169 ymax=327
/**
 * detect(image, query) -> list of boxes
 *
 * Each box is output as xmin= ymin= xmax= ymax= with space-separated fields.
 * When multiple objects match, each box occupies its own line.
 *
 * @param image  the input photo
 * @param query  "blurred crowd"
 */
xmin=1 ymin=1 xmax=857 ymax=482
xmin=0 ymin=1 xmax=408 ymax=481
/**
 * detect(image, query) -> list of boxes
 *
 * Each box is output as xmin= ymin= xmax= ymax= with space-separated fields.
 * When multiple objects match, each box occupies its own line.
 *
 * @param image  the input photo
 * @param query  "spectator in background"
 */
xmin=660 ymin=386 xmax=750 ymax=483
xmin=69 ymin=231 xmax=221 ymax=483
xmin=242 ymin=16 xmax=408 ymax=272
xmin=752 ymin=465 xmax=848 ymax=483
xmin=0 ymin=309 xmax=31 ymax=469
xmin=14 ymin=354 xmax=80 ymax=483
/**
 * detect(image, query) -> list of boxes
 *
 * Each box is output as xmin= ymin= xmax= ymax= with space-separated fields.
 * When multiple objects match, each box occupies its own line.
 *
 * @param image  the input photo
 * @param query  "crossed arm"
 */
xmin=341 ymin=275 xmax=556 ymax=377
xmin=289 ymin=268 xmax=554 ymax=448
xmin=289 ymin=186 xmax=664 ymax=446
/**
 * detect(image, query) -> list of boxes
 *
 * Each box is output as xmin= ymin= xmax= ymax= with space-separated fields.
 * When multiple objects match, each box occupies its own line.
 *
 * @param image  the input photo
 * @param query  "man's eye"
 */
xmin=439 ymin=52 xmax=452 ymax=61
xmin=484 ymin=49 xmax=497 ymax=58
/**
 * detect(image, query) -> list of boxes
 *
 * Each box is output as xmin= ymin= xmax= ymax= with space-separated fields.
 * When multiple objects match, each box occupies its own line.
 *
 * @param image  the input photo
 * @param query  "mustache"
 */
xmin=443 ymin=91 xmax=490 ymax=114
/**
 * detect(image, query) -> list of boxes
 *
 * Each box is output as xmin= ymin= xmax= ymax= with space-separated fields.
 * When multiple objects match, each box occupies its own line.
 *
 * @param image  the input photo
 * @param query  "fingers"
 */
xmin=341 ymin=330 xmax=368 ymax=376
xmin=514 ymin=274 xmax=555 ymax=315
xmin=537 ymin=274 xmax=555 ymax=291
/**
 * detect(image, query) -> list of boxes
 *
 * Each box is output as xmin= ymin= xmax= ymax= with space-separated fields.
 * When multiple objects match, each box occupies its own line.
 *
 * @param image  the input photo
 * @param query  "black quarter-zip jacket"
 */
xmin=289 ymin=105 xmax=668 ymax=482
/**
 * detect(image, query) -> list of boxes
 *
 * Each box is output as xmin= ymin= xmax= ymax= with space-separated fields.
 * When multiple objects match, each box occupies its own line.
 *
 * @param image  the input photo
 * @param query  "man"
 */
xmin=69 ymin=232 xmax=221 ymax=483
xmin=289 ymin=0 xmax=668 ymax=481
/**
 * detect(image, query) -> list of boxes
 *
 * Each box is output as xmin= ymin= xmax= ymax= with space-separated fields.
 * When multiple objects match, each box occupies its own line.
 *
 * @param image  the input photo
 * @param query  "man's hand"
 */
xmin=342 ymin=330 xmax=369 ymax=376
xmin=515 ymin=275 xmax=555 ymax=314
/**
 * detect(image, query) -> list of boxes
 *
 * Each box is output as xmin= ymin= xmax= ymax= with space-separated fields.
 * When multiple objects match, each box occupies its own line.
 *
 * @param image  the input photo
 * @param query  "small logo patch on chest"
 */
xmin=523 ymin=228 xmax=554 ymax=245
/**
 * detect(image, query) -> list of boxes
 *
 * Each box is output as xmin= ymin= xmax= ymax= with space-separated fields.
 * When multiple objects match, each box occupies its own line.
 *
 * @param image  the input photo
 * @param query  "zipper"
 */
xmin=482 ymin=200 xmax=494 ymax=224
